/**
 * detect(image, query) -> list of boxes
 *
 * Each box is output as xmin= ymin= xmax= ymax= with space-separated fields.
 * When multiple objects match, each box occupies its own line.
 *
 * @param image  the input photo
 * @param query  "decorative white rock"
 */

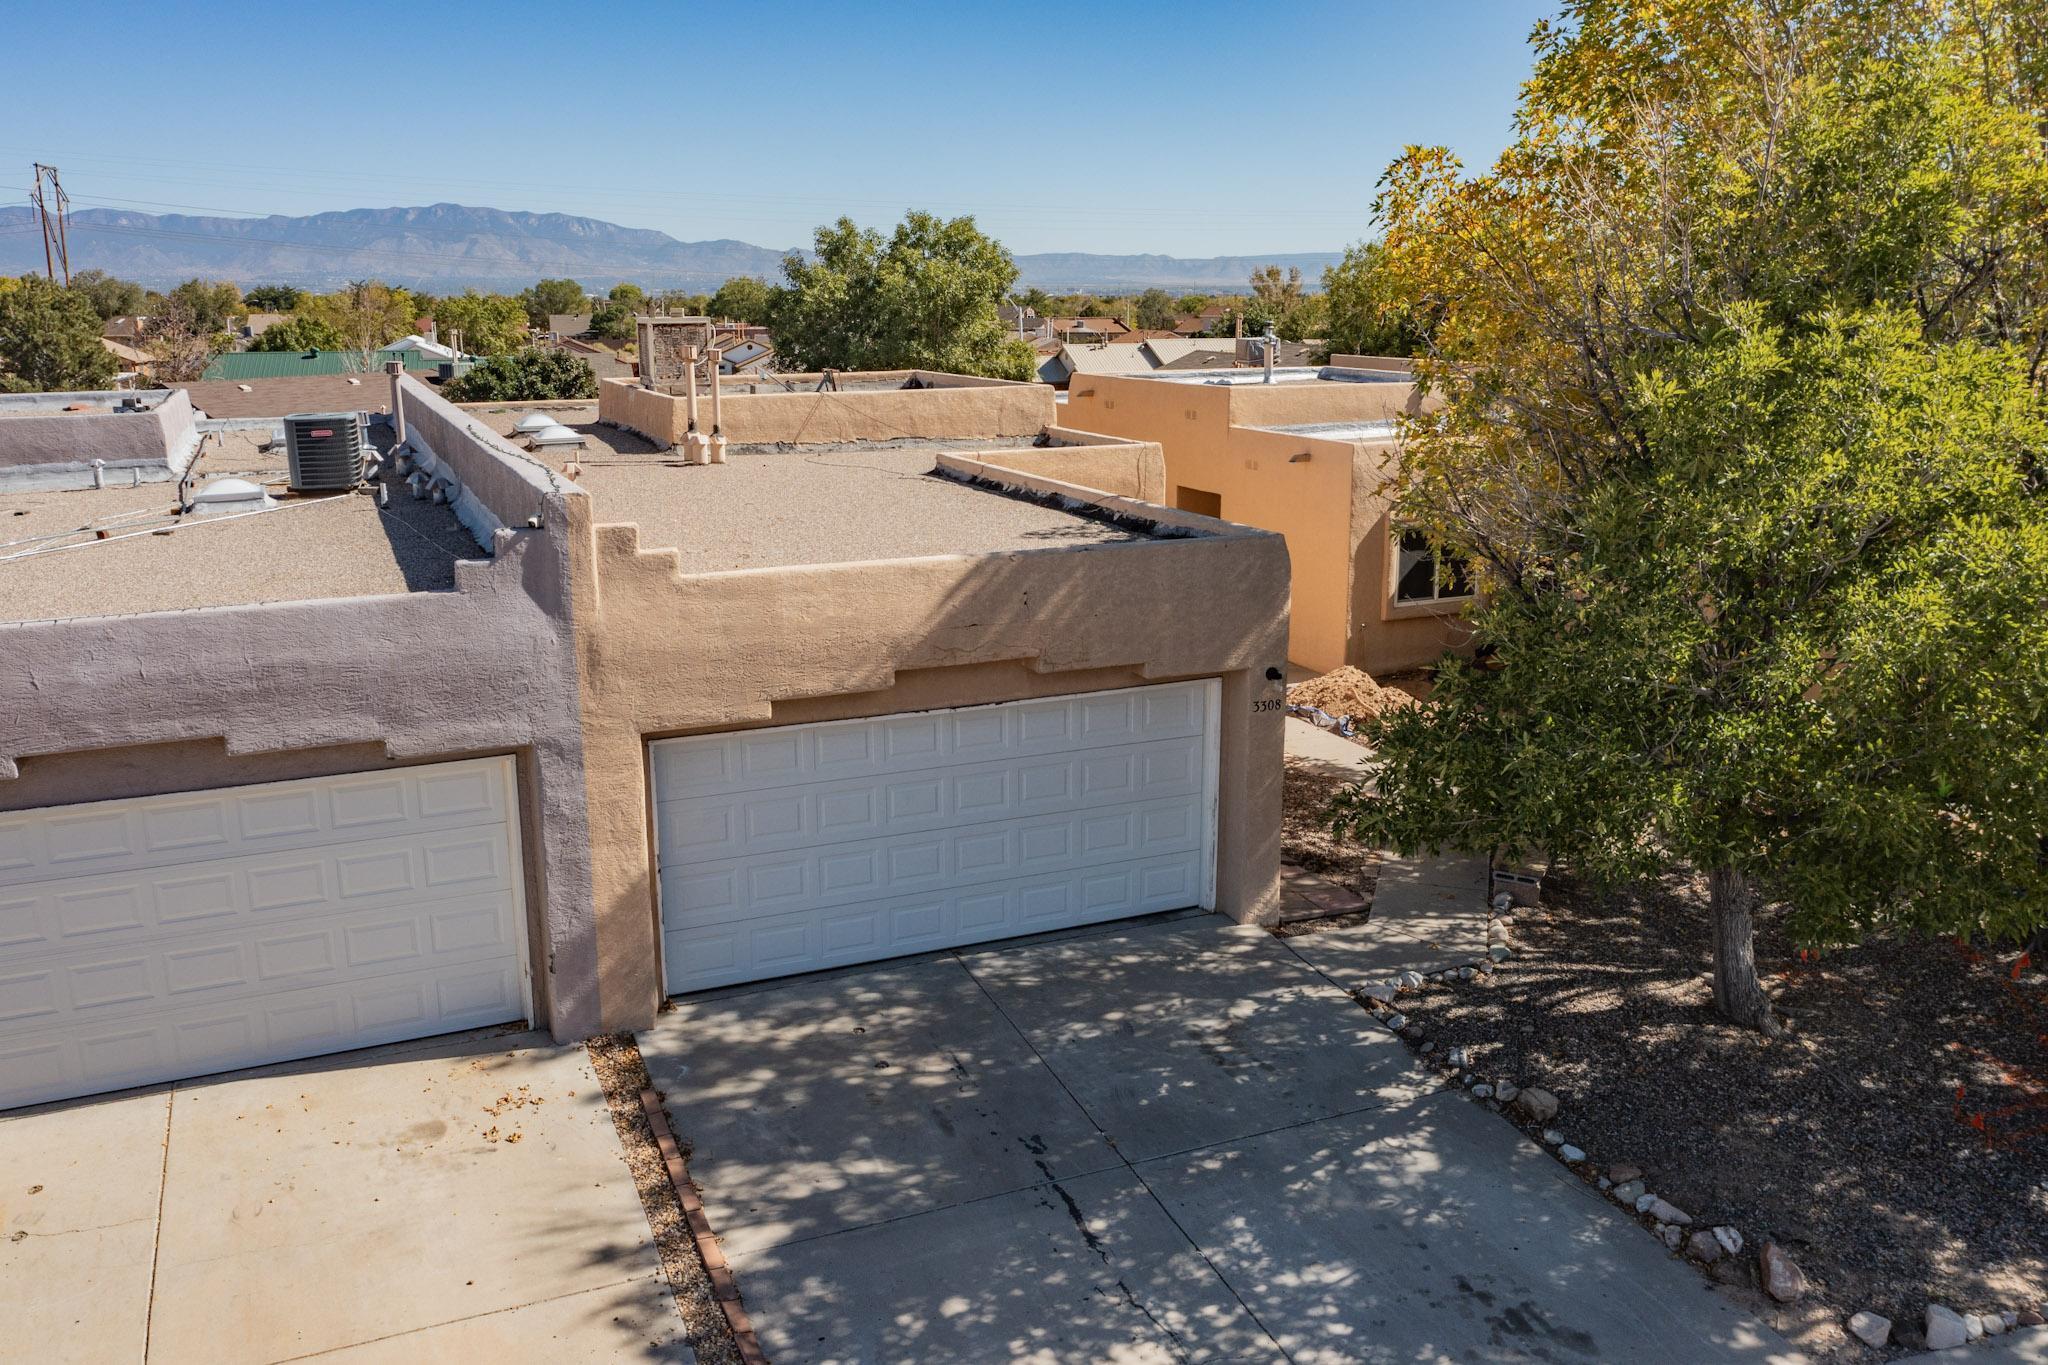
xmin=1612 ymin=1180 xmax=1646 ymax=1205
xmin=1448 ymin=1047 xmax=1470 ymax=1069
xmin=1559 ymin=1144 xmax=1586 ymax=1163
xmin=1659 ymin=1224 xmax=1685 ymax=1251
xmin=1965 ymin=1313 xmax=1985 ymax=1341
xmin=1398 ymin=971 xmax=1424 ymax=989
xmin=1759 ymin=1242 xmax=1807 ymax=1304
xmin=1846 ymin=1312 xmax=1891 ymax=1347
xmin=1982 ymin=1313 xmax=2006 ymax=1336
xmin=1383 ymin=1013 xmax=1406 ymax=1031
xmin=1634 ymin=1193 xmax=1659 ymax=1214
xmin=1541 ymin=1128 xmax=1565 ymax=1146
xmin=1472 ymin=1084 xmax=1493 ymax=1099
xmin=1489 ymin=946 xmax=1511 ymax=962
xmin=1711 ymin=1226 xmax=1743 ymax=1257
xmin=1925 ymin=1305 xmax=1970 ymax=1351
xmin=1495 ymin=1081 xmax=1520 ymax=1103
xmin=1514 ymin=1088 xmax=1559 ymax=1123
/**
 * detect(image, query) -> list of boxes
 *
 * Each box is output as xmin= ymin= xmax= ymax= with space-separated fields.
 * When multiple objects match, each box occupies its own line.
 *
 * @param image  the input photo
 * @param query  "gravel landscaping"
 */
xmin=1387 ymin=869 xmax=2048 ymax=1357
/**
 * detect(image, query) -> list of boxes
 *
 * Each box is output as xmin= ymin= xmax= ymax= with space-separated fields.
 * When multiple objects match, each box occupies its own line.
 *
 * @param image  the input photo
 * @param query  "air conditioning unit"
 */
xmin=282 ymin=412 xmax=367 ymax=491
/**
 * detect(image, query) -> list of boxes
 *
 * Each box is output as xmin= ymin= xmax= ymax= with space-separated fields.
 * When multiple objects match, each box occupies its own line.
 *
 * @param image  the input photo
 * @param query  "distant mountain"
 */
xmin=0 ymin=202 xmax=1340 ymax=293
xmin=1013 ymin=251 xmax=1344 ymax=292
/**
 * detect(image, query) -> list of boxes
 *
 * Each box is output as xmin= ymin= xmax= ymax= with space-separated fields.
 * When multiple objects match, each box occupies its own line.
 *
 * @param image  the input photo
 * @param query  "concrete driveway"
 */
xmin=1 ymin=1028 xmax=681 ymax=1365
xmin=644 ymin=914 xmax=1804 ymax=1364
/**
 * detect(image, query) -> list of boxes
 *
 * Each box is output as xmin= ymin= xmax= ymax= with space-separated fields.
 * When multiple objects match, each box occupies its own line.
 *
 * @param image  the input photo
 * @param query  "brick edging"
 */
xmin=637 ymin=1087 xmax=771 ymax=1365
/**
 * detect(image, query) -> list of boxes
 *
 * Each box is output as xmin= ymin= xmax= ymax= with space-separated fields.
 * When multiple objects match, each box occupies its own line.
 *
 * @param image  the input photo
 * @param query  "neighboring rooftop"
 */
xmin=1252 ymin=419 xmax=1402 ymax=441
xmin=0 ymin=427 xmax=480 ymax=623
xmin=1145 ymin=366 xmax=1408 ymax=386
xmin=472 ymin=404 xmax=1161 ymax=575
xmin=201 ymin=349 xmax=460 ymax=382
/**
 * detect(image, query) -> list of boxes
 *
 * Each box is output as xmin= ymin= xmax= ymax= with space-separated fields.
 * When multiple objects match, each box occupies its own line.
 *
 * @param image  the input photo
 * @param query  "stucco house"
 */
xmin=0 ymin=367 xmax=1289 ymax=1110
xmin=1061 ymin=366 xmax=1473 ymax=676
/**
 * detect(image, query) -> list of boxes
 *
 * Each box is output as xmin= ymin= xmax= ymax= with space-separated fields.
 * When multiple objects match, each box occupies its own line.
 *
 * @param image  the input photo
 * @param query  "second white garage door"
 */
xmin=652 ymin=680 xmax=1220 ymax=993
xmin=0 ymin=757 xmax=528 ymax=1111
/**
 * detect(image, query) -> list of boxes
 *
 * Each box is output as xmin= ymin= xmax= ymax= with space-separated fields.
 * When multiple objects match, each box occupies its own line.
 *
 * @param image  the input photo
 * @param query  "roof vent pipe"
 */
xmin=707 ymin=350 xmax=727 ymax=463
xmin=1263 ymin=324 xmax=1277 ymax=385
xmin=682 ymin=345 xmax=710 ymax=465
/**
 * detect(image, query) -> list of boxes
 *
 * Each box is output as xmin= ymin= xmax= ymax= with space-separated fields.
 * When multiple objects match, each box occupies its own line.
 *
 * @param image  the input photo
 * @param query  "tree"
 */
xmin=519 ymin=278 xmax=590 ymax=328
xmin=607 ymin=282 xmax=647 ymax=310
xmin=656 ymin=290 xmax=709 ymax=316
xmin=303 ymin=281 xmax=415 ymax=369
xmin=432 ymin=290 xmax=527 ymax=356
xmin=442 ymin=348 xmax=598 ymax=402
xmin=1319 ymin=242 xmax=1427 ymax=358
xmin=1176 ymin=294 xmax=1212 ymax=315
xmin=588 ymin=300 xmax=636 ymax=342
xmin=241 ymin=284 xmax=304 ymax=312
xmin=771 ymin=211 xmax=1037 ymax=379
xmin=1249 ymin=265 xmax=1305 ymax=318
xmin=246 ymin=314 xmax=344 ymax=352
xmin=163 ymin=279 xmax=245 ymax=335
xmin=1134 ymin=289 xmax=1176 ymax=331
xmin=143 ymin=293 xmax=229 ymax=383
xmin=1332 ymin=0 xmax=2048 ymax=1033
xmin=707 ymin=276 xmax=771 ymax=324
xmin=1276 ymin=294 xmax=1327 ymax=343
xmin=0 ymin=276 xmax=118 ymax=391
xmin=68 ymin=270 xmax=148 ymax=321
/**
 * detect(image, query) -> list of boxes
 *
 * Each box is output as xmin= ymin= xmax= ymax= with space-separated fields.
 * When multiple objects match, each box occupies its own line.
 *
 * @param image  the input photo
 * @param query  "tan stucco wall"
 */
xmin=1345 ymin=441 xmax=1477 ymax=675
xmin=960 ymin=435 xmax=1166 ymax=501
xmin=599 ymin=374 xmax=1056 ymax=448
xmin=1062 ymin=374 xmax=1468 ymax=675
xmin=561 ymin=466 xmax=1292 ymax=1031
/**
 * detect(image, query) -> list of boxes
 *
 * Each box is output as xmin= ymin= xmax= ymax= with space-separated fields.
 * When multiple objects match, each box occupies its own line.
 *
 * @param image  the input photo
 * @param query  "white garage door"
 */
xmin=0 ymin=757 xmax=528 ymax=1110
xmin=652 ymin=680 xmax=1219 ymax=993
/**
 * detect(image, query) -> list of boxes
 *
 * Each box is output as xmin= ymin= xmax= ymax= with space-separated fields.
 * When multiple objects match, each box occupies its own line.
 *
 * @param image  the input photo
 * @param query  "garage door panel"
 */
xmin=663 ymin=850 xmax=1208 ymax=993
xmin=651 ymin=685 xmax=1208 ymax=803
xmin=654 ymin=683 xmax=1218 ymax=993
xmin=0 ymin=762 xmax=514 ymax=891
xmin=0 ymin=758 xmax=525 ymax=1111
xmin=654 ymin=734 xmax=1206 ymax=866
xmin=660 ymin=795 xmax=1207 ymax=932
xmin=0 ymin=955 xmax=523 ymax=1110
xmin=0 ymin=825 xmax=517 ymax=967
xmin=0 ymin=890 xmax=521 ymax=1031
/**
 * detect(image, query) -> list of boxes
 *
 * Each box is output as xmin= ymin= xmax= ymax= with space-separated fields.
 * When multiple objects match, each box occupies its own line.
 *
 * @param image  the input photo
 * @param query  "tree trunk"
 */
xmin=1707 ymin=866 xmax=1782 ymax=1036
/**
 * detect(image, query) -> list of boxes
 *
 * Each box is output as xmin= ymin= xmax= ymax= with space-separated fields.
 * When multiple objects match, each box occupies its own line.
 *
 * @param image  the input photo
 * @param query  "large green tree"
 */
xmin=1333 ymin=0 xmax=2048 ymax=1032
xmin=247 ymin=314 xmax=345 ymax=353
xmin=0 ymin=276 xmax=118 ymax=391
xmin=442 ymin=348 xmax=598 ymax=402
xmin=708 ymin=275 xmax=772 ymax=324
xmin=432 ymin=290 xmax=528 ymax=356
xmin=519 ymin=278 xmax=590 ymax=327
xmin=68 ymin=270 xmax=148 ymax=321
xmin=770 ymin=212 xmax=1036 ymax=379
xmin=1319 ymin=242 xmax=1427 ymax=358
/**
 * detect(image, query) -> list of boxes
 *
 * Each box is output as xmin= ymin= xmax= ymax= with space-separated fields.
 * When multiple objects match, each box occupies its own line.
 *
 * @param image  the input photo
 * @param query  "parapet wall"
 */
xmin=394 ymin=372 xmax=575 ymax=539
xmin=598 ymin=373 xmax=1056 ymax=447
xmin=0 ymin=389 xmax=200 ymax=488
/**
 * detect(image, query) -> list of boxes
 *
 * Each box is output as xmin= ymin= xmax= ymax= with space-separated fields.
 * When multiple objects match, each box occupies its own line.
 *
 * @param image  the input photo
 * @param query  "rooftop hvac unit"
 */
xmin=282 ymin=412 xmax=367 ymax=491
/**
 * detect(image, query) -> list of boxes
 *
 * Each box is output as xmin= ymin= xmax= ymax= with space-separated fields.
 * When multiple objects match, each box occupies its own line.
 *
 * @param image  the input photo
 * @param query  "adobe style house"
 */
xmin=0 ymin=366 xmax=1289 ymax=1110
xmin=1062 ymin=366 xmax=1474 ymax=676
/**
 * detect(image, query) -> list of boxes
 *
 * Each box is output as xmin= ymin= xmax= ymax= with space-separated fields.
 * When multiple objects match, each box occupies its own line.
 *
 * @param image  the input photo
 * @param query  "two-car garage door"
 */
xmin=0 ymin=757 xmax=528 ymax=1110
xmin=652 ymin=681 xmax=1220 ymax=993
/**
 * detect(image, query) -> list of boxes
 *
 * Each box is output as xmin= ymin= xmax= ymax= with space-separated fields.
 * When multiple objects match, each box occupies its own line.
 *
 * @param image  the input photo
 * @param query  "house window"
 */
xmin=1394 ymin=528 xmax=1474 ymax=604
xmin=1176 ymin=486 xmax=1223 ymax=518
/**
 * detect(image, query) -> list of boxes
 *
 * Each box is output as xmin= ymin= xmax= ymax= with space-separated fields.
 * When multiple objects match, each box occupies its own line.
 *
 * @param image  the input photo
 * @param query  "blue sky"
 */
xmin=5 ymin=2 xmax=1552 ymax=257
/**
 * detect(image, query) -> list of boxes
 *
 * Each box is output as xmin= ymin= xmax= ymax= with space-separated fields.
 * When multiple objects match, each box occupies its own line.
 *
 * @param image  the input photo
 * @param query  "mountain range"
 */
xmin=0 ymin=203 xmax=1344 ymax=293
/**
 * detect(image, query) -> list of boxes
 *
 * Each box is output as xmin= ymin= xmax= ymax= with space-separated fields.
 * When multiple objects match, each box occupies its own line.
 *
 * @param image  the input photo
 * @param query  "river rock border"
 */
xmin=1349 ymin=889 xmax=2047 ymax=1354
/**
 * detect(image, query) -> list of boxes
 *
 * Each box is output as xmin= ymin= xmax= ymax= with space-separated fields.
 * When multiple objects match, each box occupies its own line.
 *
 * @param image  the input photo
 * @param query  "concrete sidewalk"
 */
xmin=1 ymin=1029 xmax=681 ymax=1365
xmin=1283 ymin=715 xmax=1494 ymax=978
xmin=645 ymin=916 xmax=1802 ymax=1363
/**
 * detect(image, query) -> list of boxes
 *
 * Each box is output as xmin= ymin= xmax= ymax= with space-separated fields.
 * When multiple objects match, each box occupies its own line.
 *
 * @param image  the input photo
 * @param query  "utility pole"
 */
xmin=29 ymin=163 xmax=71 ymax=285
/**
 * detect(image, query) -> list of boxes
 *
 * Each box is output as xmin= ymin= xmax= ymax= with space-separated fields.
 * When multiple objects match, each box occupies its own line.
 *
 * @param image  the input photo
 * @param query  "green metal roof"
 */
xmin=201 ymin=349 xmax=453 ymax=381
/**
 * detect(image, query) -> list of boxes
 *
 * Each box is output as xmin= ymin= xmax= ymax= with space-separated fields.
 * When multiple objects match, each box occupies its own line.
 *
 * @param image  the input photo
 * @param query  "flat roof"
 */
xmin=472 ymin=404 xmax=1157 ymax=575
xmin=0 ymin=428 xmax=480 ymax=624
xmin=1252 ymin=419 xmax=1401 ymax=441
xmin=1142 ymin=366 xmax=1411 ymax=386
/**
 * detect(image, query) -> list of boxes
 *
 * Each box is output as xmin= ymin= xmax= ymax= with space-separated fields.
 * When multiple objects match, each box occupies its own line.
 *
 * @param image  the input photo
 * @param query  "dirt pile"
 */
xmin=1287 ymin=666 xmax=1417 ymax=724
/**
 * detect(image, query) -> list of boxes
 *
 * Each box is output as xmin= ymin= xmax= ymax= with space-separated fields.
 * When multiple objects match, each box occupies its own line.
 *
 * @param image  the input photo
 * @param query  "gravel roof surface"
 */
xmin=0 ymin=430 xmax=479 ymax=622
xmin=471 ymin=406 xmax=1157 ymax=574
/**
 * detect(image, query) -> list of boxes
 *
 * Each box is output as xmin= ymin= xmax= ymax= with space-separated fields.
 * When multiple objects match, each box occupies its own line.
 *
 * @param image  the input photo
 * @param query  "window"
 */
xmin=1394 ymin=528 xmax=1474 ymax=604
xmin=1175 ymin=486 xmax=1223 ymax=518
